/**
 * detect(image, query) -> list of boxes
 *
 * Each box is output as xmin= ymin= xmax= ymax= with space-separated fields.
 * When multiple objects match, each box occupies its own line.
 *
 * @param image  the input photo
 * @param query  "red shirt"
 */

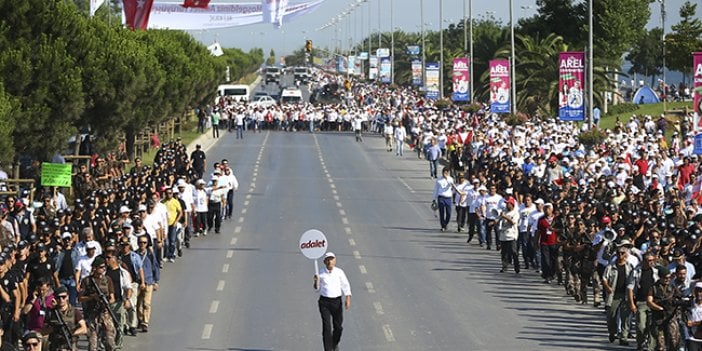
xmin=678 ymin=163 xmax=695 ymax=188
xmin=537 ymin=216 xmax=558 ymax=246
xmin=634 ymin=159 xmax=648 ymax=175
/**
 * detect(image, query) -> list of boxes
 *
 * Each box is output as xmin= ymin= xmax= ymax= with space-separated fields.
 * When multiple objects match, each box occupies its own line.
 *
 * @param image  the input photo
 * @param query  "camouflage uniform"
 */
xmin=45 ymin=304 xmax=81 ymax=351
xmin=80 ymin=275 xmax=116 ymax=351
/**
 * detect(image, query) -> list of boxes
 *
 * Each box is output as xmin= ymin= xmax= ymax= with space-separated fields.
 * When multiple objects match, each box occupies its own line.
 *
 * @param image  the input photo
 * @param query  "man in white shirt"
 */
xmin=394 ymin=124 xmax=407 ymax=157
xmin=484 ymin=184 xmax=505 ymax=251
xmin=176 ymin=179 xmax=194 ymax=246
xmin=313 ymin=252 xmax=351 ymax=351
xmin=499 ymin=196 xmax=520 ymax=273
xmin=221 ymin=161 xmax=239 ymax=220
xmin=432 ymin=167 xmax=455 ymax=232
xmin=192 ymin=179 xmax=209 ymax=236
xmin=517 ymin=195 xmax=537 ymax=269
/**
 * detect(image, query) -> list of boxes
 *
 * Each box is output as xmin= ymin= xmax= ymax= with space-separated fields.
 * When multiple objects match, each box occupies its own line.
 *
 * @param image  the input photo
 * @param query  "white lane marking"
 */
xmin=332 ymin=190 xmax=337 ymax=195
xmin=339 ymin=209 xmax=346 ymax=216
xmin=336 ymin=202 xmax=343 ymax=208
xmin=234 ymin=226 xmax=241 ymax=234
xmin=328 ymin=178 xmax=333 ymax=183
xmin=201 ymin=324 xmax=213 ymax=339
xmin=383 ymin=325 xmax=396 ymax=342
xmin=252 ymin=177 xmax=257 ymax=183
xmin=209 ymin=300 xmax=219 ymax=314
xmin=330 ymin=184 xmax=336 ymax=189
xmin=366 ymin=282 xmax=375 ymax=293
xmin=342 ymin=218 xmax=349 ymax=225
xmin=344 ymin=227 xmax=352 ymax=234
xmin=226 ymin=250 xmax=234 ymax=258
xmin=246 ymin=194 xmax=252 ymax=199
xmin=253 ymin=172 xmax=258 ymax=177
xmin=255 ymin=161 xmax=259 ymax=165
xmin=397 ymin=177 xmax=416 ymax=193
xmin=222 ymin=264 xmax=229 ymax=273
xmin=230 ymin=237 xmax=238 ymax=245
xmin=348 ymin=238 xmax=356 ymax=246
xmin=359 ymin=265 xmax=367 ymax=274
xmin=333 ymin=195 xmax=339 ymax=201
xmin=241 ymin=208 xmax=247 ymax=214
xmin=244 ymin=200 xmax=250 ymax=206
xmin=238 ymin=217 xmax=245 ymax=223
xmin=374 ymin=302 xmax=385 ymax=315
xmin=353 ymin=251 xmax=361 ymax=259
xmin=217 ymin=280 xmax=226 ymax=291
xmin=251 ymin=182 xmax=256 ymax=188
xmin=248 ymin=188 xmax=254 ymax=192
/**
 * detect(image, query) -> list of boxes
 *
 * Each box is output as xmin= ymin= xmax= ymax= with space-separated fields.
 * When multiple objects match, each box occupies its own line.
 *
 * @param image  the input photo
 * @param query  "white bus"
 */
xmin=215 ymin=84 xmax=250 ymax=104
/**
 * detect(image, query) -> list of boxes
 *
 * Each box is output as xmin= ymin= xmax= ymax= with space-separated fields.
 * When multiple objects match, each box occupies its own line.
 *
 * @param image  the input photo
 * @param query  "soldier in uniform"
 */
xmin=43 ymin=285 xmax=87 ymax=351
xmin=576 ymin=221 xmax=601 ymax=306
xmin=647 ymin=266 xmax=682 ymax=351
xmin=559 ymin=212 xmax=580 ymax=298
xmin=78 ymin=256 xmax=116 ymax=351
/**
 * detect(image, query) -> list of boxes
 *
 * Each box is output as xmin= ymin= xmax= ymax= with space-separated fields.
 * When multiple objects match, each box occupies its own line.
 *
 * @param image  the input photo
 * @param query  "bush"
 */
xmin=504 ymin=113 xmax=529 ymax=126
xmin=434 ymin=98 xmax=451 ymax=110
xmin=578 ymin=127 xmax=607 ymax=148
xmin=606 ymin=102 xmax=639 ymax=116
xmin=460 ymin=103 xmax=483 ymax=114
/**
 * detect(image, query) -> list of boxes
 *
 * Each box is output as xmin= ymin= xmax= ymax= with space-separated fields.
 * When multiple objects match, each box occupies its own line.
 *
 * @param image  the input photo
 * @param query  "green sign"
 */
xmin=41 ymin=163 xmax=72 ymax=187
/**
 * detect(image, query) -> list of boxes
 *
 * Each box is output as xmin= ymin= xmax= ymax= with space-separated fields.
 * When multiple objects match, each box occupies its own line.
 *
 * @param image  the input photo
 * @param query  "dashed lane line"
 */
xmin=238 ymin=217 xmax=245 ymax=223
xmin=241 ymin=208 xmax=247 ymax=214
xmin=234 ymin=226 xmax=241 ymax=234
xmin=209 ymin=300 xmax=219 ymax=314
xmin=359 ymin=265 xmax=367 ymax=274
xmin=339 ymin=209 xmax=346 ymax=216
xmin=353 ymin=251 xmax=361 ymax=259
xmin=344 ymin=227 xmax=352 ymax=234
xmin=216 ymin=280 xmax=225 ymax=291
xmin=373 ymin=302 xmax=385 ymax=315
xmin=230 ymin=237 xmax=238 ymax=245
xmin=366 ymin=282 xmax=376 ymax=293
xmin=222 ymin=264 xmax=229 ymax=273
xmin=341 ymin=218 xmax=349 ymax=225
xmin=201 ymin=324 xmax=213 ymax=339
xmin=383 ymin=325 xmax=396 ymax=342
xmin=226 ymin=250 xmax=234 ymax=258
xmin=348 ymin=238 xmax=356 ymax=246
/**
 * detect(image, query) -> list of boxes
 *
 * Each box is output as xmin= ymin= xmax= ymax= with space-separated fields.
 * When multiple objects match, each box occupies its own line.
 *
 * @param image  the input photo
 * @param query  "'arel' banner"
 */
xmin=411 ymin=59 xmax=422 ymax=86
xmin=425 ymin=62 xmax=440 ymax=100
xmin=379 ymin=57 xmax=392 ymax=83
xmin=489 ymin=59 xmax=510 ymax=113
xmin=558 ymin=52 xmax=585 ymax=121
xmin=147 ymin=0 xmax=325 ymax=30
xmin=452 ymin=57 xmax=470 ymax=102
xmin=694 ymin=52 xmax=702 ymax=131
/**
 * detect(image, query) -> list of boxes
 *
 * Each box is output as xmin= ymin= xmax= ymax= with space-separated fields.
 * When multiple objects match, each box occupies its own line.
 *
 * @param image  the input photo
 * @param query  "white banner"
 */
xmin=262 ymin=0 xmax=288 ymax=28
xmin=147 ymin=0 xmax=326 ymax=30
xmin=90 ymin=0 xmax=105 ymax=17
xmin=208 ymin=42 xmax=224 ymax=56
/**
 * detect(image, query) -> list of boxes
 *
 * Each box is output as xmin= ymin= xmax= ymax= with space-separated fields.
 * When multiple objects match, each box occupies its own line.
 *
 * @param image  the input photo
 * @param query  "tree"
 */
xmin=267 ymin=49 xmax=277 ymax=65
xmin=518 ymin=0 xmax=585 ymax=45
xmin=666 ymin=1 xmax=702 ymax=80
xmin=593 ymin=0 xmax=652 ymax=62
xmin=0 ymin=84 xmax=15 ymax=165
xmin=625 ymin=28 xmax=664 ymax=86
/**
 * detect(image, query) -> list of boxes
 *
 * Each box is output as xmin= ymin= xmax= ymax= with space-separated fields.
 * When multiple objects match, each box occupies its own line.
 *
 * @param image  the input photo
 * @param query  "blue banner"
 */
xmin=379 ymin=57 xmax=392 ymax=84
xmin=336 ymin=56 xmax=347 ymax=74
xmin=695 ymin=134 xmax=702 ymax=155
xmin=411 ymin=59 xmax=422 ymax=86
xmin=425 ymin=62 xmax=440 ymax=99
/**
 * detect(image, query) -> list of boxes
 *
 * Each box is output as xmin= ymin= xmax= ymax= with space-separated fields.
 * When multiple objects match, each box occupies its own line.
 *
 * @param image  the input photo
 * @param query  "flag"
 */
xmin=207 ymin=42 xmax=224 ymax=57
xmin=123 ymin=0 xmax=155 ymax=30
xmin=90 ymin=0 xmax=105 ymax=17
xmin=181 ymin=0 xmax=210 ymax=8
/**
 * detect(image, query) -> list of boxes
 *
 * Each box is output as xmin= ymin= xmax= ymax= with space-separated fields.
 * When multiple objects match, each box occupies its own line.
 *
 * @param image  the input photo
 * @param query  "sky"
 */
xmin=188 ymin=0 xmax=696 ymax=57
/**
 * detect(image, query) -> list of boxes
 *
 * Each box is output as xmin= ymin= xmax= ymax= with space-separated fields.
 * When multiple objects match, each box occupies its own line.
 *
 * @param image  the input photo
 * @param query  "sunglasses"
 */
xmin=25 ymin=342 xmax=39 ymax=347
xmin=139 ymin=241 xmax=148 ymax=244
xmin=57 ymin=295 xmax=68 ymax=300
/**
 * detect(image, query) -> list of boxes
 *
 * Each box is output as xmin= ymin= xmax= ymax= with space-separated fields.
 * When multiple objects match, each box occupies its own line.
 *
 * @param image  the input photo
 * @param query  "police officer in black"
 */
xmin=43 ymin=285 xmax=87 ymax=351
xmin=190 ymin=144 xmax=206 ymax=180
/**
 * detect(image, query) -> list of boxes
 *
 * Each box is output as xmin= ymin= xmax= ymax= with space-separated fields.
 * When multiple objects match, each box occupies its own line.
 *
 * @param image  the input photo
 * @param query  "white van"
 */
xmin=215 ymin=84 xmax=250 ymax=104
xmin=280 ymin=87 xmax=303 ymax=105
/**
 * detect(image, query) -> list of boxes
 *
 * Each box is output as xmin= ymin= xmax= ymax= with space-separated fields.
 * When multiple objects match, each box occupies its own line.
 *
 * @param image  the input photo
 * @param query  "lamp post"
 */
xmin=509 ymin=0 xmax=516 ymax=115
xmin=588 ymin=0 xmax=593 ymax=128
xmin=378 ymin=0 xmax=381 ymax=49
xmin=468 ymin=0 xmax=473 ymax=102
xmin=420 ymin=0 xmax=425 ymax=89
xmin=439 ymin=0 xmax=444 ymax=99
xmin=660 ymin=0 xmax=667 ymax=112
xmin=390 ymin=0 xmax=394 ymax=85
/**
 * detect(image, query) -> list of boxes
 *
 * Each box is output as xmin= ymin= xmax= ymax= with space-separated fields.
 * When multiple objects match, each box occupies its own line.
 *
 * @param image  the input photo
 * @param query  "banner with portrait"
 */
xmin=558 ymin=52 xmax=585 ymax=121
xmin=489 ymin=59 xmax=510 ymax=113
xmin=425 ymin=62 xmax=440 ymax=100
xmin=452 ymin=57 xmax=469 ymax=102
xmin=379 ymin=57 xmax=392 ymax=84
xmin=411 ymin=59 xmax=422 ymax=86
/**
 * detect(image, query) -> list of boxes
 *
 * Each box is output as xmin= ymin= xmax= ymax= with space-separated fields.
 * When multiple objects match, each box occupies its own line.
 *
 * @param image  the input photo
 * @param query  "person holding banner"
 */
xmin=313 ymin=252 xmax=351 ymax=351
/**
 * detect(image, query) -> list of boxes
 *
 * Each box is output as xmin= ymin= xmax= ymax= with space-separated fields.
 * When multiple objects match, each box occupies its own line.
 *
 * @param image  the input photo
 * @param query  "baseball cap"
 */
xmin=91 ymin=256 xmax=106 ymax=267
xmin=534 ymin=198 xmax=545 ymax=205
xmin=61 ymin=232 xmax=71 ymax=240
xmin=506 ymin=196 xmax=516 ymax=206
xmin=119 ymin=206 xmax=131 ymax=214
xmin=22 ymin=331 xmax=41 ymax=344
xmin=177 ymin=179 xmax=187 ymax=187
xmin=601 ymin=216 xmax=612 ymax=224
xmin=323 ymin=252 xmax=336 ymax=260
xmin=87 ymin=241 xmax=98 ymax=250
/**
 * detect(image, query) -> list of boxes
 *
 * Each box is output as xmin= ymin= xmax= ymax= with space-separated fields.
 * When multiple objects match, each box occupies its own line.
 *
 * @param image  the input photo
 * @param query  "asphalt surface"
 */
xmin=123 ymin=130 xmax=627 ymax=351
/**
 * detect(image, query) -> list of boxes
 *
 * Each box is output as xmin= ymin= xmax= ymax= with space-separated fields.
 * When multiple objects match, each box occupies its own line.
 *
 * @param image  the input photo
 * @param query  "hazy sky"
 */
xmin=188 ymin=0 xmax=696 ymax=56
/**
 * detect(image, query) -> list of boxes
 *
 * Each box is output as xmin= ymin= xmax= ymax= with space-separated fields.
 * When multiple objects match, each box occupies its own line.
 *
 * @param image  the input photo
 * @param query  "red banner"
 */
xmin=695 ymin=52 xmax=701 ymax=116
xmin=123 ymin=0 xmax=155 ymax=30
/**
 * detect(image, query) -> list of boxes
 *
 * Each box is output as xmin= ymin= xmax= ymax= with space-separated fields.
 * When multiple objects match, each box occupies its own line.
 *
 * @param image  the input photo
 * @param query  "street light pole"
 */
xmin=421 ymin=0 xmax=425 ymax=89
xmin=378 ymin=0 xmax=381 ymax=49
xmin=390 ymin=0 xmax=394 ymax=85
xmin=588 ymin=0 xmax=593 ymax=128
xmin=509 ymin=0 xmax=516 ymax=115
xmin=661 ymin=0 xmax=667 ymax=112
xmin=469 ymin=0 xmax=473 ymax=102
xmin=439 ymin=0 xmax=444 ymax=99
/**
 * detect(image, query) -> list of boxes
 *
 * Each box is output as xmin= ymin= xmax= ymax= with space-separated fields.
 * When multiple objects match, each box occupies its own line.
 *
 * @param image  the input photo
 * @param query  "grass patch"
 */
xmin=140 ymin=116 xmax=202 ymax=166
xmin=237 ymin=71 xmax=259 ymax=85
xmin=599 ymin=101 xmax=693 ymax=130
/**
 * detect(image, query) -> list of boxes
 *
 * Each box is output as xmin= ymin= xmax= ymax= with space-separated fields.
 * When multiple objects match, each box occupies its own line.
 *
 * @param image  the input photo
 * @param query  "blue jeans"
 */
xmin=396 ymin=140 xmax=404 ymax=156
xmin=60 ymin=278 xmax=77 ymax=306
xmin=478 ymin=219 xmax=487 ymax=245
xmin=166 ymin=225 xmax=177 ymax=259
xmin=437 ymin=196 xmax=452 ymax=229
xmin=236 ymin=125 xmax=244 ymax=139
xmin=428 ymin=159 xmax=438 ymax=177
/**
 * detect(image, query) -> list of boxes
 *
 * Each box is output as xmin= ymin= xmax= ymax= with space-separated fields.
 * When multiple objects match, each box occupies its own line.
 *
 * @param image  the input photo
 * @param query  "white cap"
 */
xmin=323 ymin=252 xmax=336 ymax=260
xmin=87 ymin=241 xmax=98 ymax=249
xmin=196 ymin=179 xmax=206 ymax=185
xmin=119 ymin=206 xmax=131 ymax=214
xmin=534 ymin=198 xmax=545 ymax=205
xmin=61 ymin=232 xmax=72 ymax=239
xmin=177 ymin=179 xmax=187 ymax=187
xmin=478 ymin=185 xmax=487 ymax=191
xmin=172 ymin=187 xmax=180 ymax=194
xmin=138 ymin=204 xmax=147 ymax=212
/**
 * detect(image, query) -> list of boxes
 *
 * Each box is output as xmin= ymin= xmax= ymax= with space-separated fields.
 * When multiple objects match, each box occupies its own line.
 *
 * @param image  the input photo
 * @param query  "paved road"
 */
xmin=123 ymin=130 xmax=625 ymax=351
